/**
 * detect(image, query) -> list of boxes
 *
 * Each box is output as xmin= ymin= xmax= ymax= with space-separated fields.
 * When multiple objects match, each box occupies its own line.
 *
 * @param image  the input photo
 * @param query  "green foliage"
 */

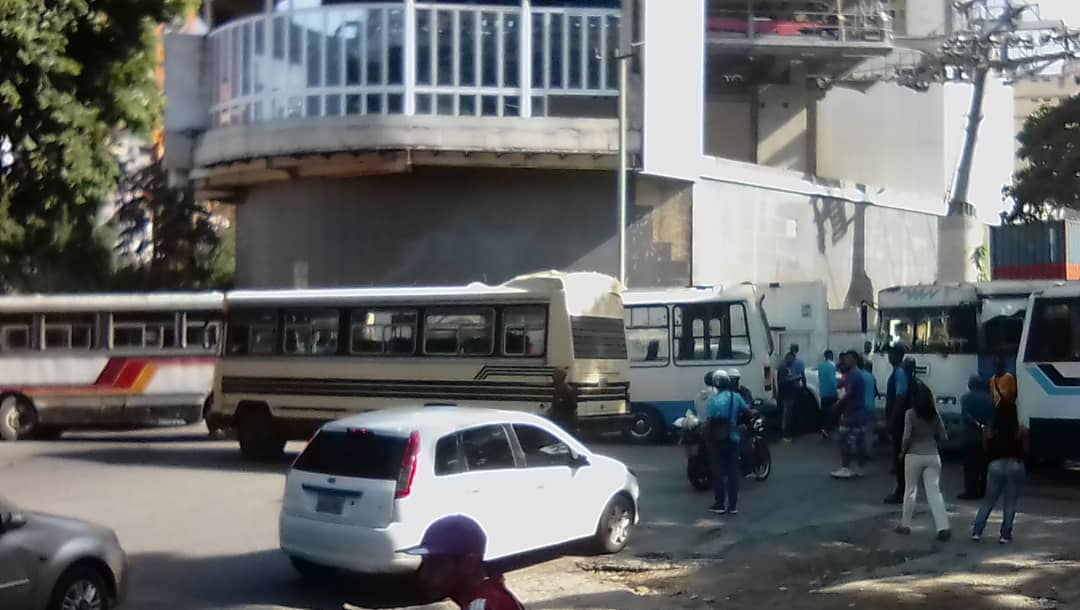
xmin=0 ymin=0 xmax=190 ymax=291
xmin=1004 ymin=95 xmax=1080 ymax=223
xmin=971 ymin=244 xmax=989 ymax=282
xmin=112 ymin=158 xmax=233 ymax=290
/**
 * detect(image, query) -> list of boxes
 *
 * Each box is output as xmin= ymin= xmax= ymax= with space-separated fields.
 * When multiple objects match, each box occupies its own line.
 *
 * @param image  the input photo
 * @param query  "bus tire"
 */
xmin=203 ymin=396 xmax=215 ymax=434
xmin=627 ymin=407 xmax=665 ymax=444
xmin=0 ymin=394 xmax=39 ymax=441
xmin=237 ymin=404 xmax=285 ymax=461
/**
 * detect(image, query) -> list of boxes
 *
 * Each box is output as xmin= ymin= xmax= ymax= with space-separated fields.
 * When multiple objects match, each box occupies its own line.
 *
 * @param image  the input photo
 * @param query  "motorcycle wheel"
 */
xmin=687 ymin=457 xmax=711 ymax=491
xmin=753 ymin=442 xmax=772 ymax=481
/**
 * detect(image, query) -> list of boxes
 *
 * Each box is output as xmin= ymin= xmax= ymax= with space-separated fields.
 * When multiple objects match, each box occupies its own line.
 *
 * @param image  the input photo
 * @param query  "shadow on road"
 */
xmin=40 ymin=445 xmax=298 ymax=474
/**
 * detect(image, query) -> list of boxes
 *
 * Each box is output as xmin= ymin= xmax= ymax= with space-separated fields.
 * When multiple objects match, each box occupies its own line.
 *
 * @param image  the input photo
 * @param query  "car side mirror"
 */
xmin=569 ymin=452 xmax=590 ymax=469
xmin=0 ymin=513 xmax=26 ymax=534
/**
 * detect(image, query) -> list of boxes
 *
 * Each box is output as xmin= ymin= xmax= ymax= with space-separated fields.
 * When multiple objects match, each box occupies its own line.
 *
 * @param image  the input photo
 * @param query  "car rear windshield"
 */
xmin=292 ymin=429 xmax=407 ymax=479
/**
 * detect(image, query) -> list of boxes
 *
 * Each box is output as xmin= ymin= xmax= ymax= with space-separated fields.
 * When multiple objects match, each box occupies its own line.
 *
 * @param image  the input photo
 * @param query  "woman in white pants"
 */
xmin=896 ymin=381 xmax=951 ymax=541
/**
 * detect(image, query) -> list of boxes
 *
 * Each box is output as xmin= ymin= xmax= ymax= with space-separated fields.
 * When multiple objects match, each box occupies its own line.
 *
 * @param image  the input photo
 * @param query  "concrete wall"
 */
xmin=692 ymin=178 xmax=940 ymax=308
xmin=756 ymin=84 xmax=809 ymax=173
xmin=235 ymin=168 xmax=622 ymax=288
xmin=817 ymin=77 xmax=1014 ymax=226
xmin=628 ymin=175 xmax=693 ymax=287
xmin=704 ymin=95 xmax=754 ymax=162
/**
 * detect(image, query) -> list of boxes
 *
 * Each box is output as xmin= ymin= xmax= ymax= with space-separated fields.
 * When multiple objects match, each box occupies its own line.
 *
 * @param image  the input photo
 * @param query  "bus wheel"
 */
xmin=627 ymin=408 xmax=664 ymax=444
xmin=0 ymin=395 xmax=39 ymax=441
xmin=203 ymin=396 xmax=215 ymax=435
xmin=237 ymin=405 xmax=285 ymax=461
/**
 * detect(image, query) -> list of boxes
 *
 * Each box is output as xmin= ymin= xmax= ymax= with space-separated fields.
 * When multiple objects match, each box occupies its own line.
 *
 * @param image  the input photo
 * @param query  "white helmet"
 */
xmin=711 ymin=369 xmax=731 ymax=390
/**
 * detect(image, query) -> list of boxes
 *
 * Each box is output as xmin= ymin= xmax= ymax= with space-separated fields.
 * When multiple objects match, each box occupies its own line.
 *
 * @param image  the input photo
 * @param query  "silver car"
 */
xmin=0 ymin=498 xmax=127 ymax=610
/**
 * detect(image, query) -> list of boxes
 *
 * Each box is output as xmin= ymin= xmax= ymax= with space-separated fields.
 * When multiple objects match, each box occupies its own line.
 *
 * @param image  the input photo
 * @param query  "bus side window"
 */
xmin=43 ymin=314 xmax=95 ymax=350
xmin=502 ymin=306 xmax=546 ymax=357
xmin=625 ymin=306 xmax=669 ymax=365
xmin=0 ymin=316 xmax=32 ymax=352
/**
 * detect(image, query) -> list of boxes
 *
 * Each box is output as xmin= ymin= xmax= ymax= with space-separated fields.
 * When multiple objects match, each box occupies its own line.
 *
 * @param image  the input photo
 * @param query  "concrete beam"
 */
xmin=193 ymin=115 xmax=627 ymax=168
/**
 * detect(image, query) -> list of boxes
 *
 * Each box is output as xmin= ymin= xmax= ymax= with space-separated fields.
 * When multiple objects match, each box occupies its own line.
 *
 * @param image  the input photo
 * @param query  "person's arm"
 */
xmin=901 ymin=409 xmax=913 ymax=454
xmin=935 ymin=413 xmax=948 ymax=443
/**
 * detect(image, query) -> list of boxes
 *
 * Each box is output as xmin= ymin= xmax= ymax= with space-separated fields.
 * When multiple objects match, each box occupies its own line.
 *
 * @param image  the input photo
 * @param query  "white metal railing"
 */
xmin=707 ymin=8 xmax=893 ymax=43
xmin=207 ymin=2 xmax=620 ymax=127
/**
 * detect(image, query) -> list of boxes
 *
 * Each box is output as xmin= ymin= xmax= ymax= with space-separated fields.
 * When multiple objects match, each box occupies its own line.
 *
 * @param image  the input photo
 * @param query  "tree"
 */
xmin=0 ymin=0 xmax=189 ymax=291
xmin=1003 ymin=95 xmax=1080 ymax=223
xmin=112 ymin=157 xmax=233 ymax=290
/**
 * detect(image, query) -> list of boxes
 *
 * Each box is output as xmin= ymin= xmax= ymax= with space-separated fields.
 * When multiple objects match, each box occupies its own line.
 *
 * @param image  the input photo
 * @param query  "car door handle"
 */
xmin=469 ymin=489 xmax=481 ymax=494
xmin=535 ymin=485 xmax=545 ymax=490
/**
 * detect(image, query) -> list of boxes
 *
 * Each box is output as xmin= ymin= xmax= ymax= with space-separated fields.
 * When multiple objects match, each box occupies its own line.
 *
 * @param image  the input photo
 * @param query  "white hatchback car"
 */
xmin=279 ymin=406 xmax=640 ymax=575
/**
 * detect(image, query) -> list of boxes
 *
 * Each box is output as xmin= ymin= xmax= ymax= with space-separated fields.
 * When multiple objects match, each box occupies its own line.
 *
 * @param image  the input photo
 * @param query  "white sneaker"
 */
xmin=830 ymin=467 xmax=854 ymax=479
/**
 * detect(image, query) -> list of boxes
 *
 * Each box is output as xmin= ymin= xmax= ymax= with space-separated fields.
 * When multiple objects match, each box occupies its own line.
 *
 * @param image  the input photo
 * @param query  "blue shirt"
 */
xmin=890 ymin=367 xmax=909 ymax=399
xmin=960 ymin=389 xmax=994 ymax=444
xmin=841 ymin=370 xmax=866 ymax=425
xmin=860 ymin=369 xmax=877 ymax=415
xmin=705 ymin=390 xmax=749 ymax=442
xmin=817 ymin=360 xmax=838 ymax=398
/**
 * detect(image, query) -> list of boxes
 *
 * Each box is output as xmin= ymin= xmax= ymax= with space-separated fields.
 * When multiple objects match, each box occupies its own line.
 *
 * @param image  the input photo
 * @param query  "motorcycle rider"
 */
xmin=705 ymin=370 xmax=750 ymax=515
xmin=727 ymin=369 xmax=754 ymax=406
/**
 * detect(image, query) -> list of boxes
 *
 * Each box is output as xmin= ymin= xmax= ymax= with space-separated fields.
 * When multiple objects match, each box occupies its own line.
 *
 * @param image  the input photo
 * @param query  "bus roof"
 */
xmin=623 ymin=284 xmax=758 ymax=306
xmin=0 ymin=292 xmax=225 ymax=313
xmin=1032 ymin=281 xmax=1080 ymax=299
xmin=879 ymin=281 xmax=1065 ymax=308
xmin=225 ymin=271 xmax=620 ymax=308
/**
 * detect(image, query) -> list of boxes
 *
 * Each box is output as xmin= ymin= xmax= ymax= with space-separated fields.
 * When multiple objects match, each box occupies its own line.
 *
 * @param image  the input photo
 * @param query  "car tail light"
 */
xmin=395 ymin=431 xmax=420 ymax=499
xmin=763 ymin=365 xmax=773 ymax=393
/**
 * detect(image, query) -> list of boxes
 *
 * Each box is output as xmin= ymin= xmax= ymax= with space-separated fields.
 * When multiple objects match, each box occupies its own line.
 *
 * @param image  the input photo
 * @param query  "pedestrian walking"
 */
xmin=404 ymin=515 xmax=525 ymax=610
xmin=990 ymin=356 xmax=1017 ymax=408
xmin=972 ymin=400 xmax=1029 ymax=544
xmin=959 ymin=375 xmax=994 ymax=500
xmin=817 ymin=349 xmax=838 ymax=437
xmin=830 ymin=351 xmax=868 ymax=479
xmin=896 ymin=379 xmax=951 ymax=541
xmin=705 ymin=370 xmax=749 ymax=514
xmin=858 ymin=354 xmax=878 ymax=457
xmin=547 ymin=368 xmax=579 ymax=436
xmin=882 ymin=345 xmax=910 ymax=504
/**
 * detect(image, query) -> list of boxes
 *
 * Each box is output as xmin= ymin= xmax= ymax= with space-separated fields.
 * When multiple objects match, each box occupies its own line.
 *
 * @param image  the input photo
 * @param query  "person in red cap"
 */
xmin=404 ymin=515 xmax=524 ymax=610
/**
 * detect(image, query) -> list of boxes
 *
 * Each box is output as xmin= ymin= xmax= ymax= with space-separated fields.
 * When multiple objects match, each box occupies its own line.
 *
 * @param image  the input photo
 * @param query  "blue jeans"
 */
xmin=840 ymin=425 xmax=868 ymax=468
xmin=709 ymin=441 xmax=741 ymax=510
xmin=973 ymin=458 xmax=1025 ymax=538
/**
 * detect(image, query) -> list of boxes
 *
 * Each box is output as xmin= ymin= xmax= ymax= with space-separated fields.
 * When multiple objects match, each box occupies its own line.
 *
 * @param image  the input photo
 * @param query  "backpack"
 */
xmin=707 ymin=392 xmax=738 ymax=448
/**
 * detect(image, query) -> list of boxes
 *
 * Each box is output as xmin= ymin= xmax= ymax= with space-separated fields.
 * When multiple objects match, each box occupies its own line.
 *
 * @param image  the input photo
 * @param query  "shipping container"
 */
xmin=990 ymin=220 xmax=1080 ymax=281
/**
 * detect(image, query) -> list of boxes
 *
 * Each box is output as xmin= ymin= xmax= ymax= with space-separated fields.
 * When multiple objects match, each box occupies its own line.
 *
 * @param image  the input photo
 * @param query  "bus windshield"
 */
xmin=877 ymin=306 xmax=978 ymax=354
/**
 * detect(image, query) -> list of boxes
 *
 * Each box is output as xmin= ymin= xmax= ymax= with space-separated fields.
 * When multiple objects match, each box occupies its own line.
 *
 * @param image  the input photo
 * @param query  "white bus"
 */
xmin=623 ymin=285 xmax=777 ymax=442
xmin=0 ymin=292 xmax=223 ymax=441
xmin=871 ymin=281 xmax=1058 ymax=440
xmin=210 ymin=272 xmax=631 ymax=460
xmin=1017 ymin=282 xmax=1080 ymax=462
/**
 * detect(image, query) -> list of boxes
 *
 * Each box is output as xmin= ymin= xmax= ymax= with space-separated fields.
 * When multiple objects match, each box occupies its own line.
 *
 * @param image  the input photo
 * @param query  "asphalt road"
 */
xmin=2 ymin=427 xmax=1077 ymax=610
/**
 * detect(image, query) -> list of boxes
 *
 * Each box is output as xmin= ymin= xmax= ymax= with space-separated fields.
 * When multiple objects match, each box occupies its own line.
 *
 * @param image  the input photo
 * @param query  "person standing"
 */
xmin=404 ymin=515 xmax=525 ymax=610
xmin=896 ymin=380 xmax=951 ymax=541
xmin=780 ymin=345 xmax=806 ymax=442
xmin=990 ymin=356 xmax=1018 ymax=408
xmin=959 ymin=375 xmax=994 ymax=500
xmin=883 ymin=346 xmax=910 ymax=504
xmin=705 ymin=370 xmax=749 ymax=514
xmin=858 ymin=354 xmax=878 ymax=457
xmin=972 ymin=399 xmax=1029 ymax=543
xmin=817 ymin=350 xmax=839 ymax=436
xmin=831 ymin=351 xmax=868 ymax=479
xmin=549 ymin=368 xmax=578 ymax=434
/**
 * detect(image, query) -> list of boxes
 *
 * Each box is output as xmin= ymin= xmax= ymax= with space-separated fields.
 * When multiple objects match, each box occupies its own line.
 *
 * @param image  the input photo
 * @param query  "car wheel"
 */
xmin=627 ymin=408 xmax=664 ymax=444
xmin=49 ymin=564 xmax=111 ymax=610
xmin=237 ymin=405 xmax=285 ymax=461
xmin=0 ymin=395 xmax=38 ymax=441
xmin=594 ymin=494 xmax=635 ymax=554
xmin=289 ymin=556 xmax=334 ymax=580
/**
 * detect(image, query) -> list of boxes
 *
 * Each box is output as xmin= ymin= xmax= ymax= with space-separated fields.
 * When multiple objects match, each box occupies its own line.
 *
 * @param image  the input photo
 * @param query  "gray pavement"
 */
xmin=2 ymin=427 xmax=1077 ymax=610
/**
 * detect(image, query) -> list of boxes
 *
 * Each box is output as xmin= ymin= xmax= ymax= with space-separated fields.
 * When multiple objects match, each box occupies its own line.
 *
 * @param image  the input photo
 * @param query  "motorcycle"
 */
xmin=675 ymin=409 xmax=772 ymax=491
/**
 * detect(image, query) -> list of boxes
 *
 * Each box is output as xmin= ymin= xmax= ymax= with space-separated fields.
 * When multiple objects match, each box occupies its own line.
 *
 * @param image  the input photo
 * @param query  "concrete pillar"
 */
xmin=936 ymin=213 xmax=984 ymax=283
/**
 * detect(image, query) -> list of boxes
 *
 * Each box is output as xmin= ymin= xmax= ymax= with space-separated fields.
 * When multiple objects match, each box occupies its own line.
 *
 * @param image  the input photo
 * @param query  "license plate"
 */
xmin=316 ymin=494 xmax=345 ymax=515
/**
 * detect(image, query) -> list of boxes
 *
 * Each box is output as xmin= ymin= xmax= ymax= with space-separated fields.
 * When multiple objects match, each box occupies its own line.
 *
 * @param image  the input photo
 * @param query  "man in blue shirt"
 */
xmin=859 ymin=354 xmax=878 ymax=456
xmin=817 ymin=350 xmax=838 ymax=435
xmin=780 ymin=344 xmax=806 ymax=441
xmin=883 ymin=345 xmax=910 ymax=504
xmin=831 ymin=351 xmax=867 ymax=479
xmin=705 ymin=370 xmax=750 ymax=515
xmin=959 ymin=375 xmax=994 ymax=500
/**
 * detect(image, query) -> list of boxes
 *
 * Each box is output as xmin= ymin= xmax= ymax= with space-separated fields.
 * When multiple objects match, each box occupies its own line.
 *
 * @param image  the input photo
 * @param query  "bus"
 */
xmin=1017 ymin=282 xmax=1080 ymax=462
xmin=871 ymin=281 xmax=1058 ymax=441
xmin=622 ymin=285 xmax=777 ymax=443
xmin=0 ymin=292 xmax=224 ymax=441
xmin=210 ymin=271 xmax=631 ymax=460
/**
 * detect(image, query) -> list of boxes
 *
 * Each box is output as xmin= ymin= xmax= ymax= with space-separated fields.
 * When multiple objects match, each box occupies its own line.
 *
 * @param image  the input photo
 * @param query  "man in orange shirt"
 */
xmin=990 ymin=356 xmax=1017 ymax=407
